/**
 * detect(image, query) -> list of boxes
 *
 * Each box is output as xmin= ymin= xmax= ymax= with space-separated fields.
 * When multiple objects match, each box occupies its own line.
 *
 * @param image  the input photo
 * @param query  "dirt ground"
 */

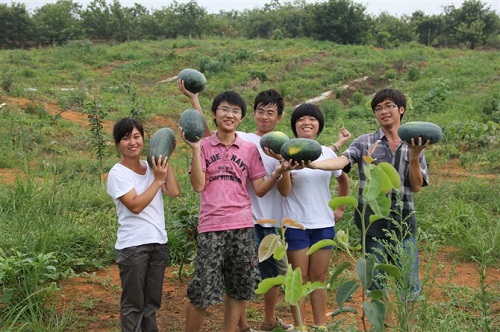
xmin=2 ymin=96 xmax=499 ymax=331
xmin=57 ymin=246 xmax=499 ymax=331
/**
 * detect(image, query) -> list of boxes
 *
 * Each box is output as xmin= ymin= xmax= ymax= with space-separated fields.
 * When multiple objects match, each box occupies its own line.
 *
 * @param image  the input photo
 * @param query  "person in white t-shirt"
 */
xmin=107 ymin=118 xmax=180 ymax=332
xmin=281 ymin=104 xmax=350 ymax=330
xmin=236 ymin=89 xmax=295 ymax=332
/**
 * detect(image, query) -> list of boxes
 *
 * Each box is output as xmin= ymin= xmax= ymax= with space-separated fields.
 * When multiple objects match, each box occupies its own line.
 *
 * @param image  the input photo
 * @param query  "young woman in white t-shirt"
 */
xmin=107 ymin=118 xmax=180 ymax=332
xmin=281 ymin=104 xmax=350 ymax=330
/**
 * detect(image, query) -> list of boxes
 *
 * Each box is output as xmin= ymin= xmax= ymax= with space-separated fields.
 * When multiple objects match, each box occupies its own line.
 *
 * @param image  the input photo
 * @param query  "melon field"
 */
xmin=0 ymin=38 xmax=498 ymax=331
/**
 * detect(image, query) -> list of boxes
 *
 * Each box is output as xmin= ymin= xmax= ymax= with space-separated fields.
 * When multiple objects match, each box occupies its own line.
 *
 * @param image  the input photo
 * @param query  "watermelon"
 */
xmin=398 ymin=121 xmax=442 ymax=145
xmin=147 ymin=127 xmax=176 ymax=168
xmin=280 ymin=138 xmax=322 ymax=163
xmin=177 ymin=68 xmax=207 ymax=93
xmin=180 ymin=108 xmax=206 ymax=142
xmin=260 ymin=131 xmax=290 ymax=154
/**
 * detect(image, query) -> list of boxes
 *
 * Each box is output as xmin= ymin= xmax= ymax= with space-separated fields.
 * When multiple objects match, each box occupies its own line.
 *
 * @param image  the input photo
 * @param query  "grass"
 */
xmin=0 ymin=37 xmax=498 ymax=331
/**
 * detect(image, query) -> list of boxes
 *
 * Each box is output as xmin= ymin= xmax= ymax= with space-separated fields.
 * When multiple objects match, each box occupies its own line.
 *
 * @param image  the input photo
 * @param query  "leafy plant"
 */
xmin=255 ymin=146 xmax=406 ymax=331
xmin=83 ymin=96 xmax=110 ymax=184
xmin=255 ymin=218 xmax=326 ymax=331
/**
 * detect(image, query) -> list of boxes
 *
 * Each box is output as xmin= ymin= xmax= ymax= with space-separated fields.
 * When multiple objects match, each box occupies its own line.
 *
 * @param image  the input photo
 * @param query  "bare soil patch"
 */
xmin=57 ymin=247 xmax=499 ymax=331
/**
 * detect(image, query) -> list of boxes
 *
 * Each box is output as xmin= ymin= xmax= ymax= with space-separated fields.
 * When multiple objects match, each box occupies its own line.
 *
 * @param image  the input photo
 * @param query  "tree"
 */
xmin=0 ymin=3 xmax=34 ymax=48
xmin=172 ymin=0 xmax=208 ymax=39
xmin=443 ymin=0 xmax=500 ymax=49
xmin=373 ymin=13 xmax=417 ymax=47
xmin=80 ymin=0 xmax=113 ymax=41
xmin=411 ymin=11 xmax=447 ymax=46
xmin=308 ymin=0 xmax=372 ymax=44
xmin=32 ymin=0 xmax=85 ymax=45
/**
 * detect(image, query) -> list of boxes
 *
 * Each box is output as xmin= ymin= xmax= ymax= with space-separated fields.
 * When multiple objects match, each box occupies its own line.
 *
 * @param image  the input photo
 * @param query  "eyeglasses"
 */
xmin=217 ymin=107 xmax=242 ymax=116
xmin=374 ymin=104 xmax=398 ymax=113
xmin=255 ymin=109 xmax=277 ymax=117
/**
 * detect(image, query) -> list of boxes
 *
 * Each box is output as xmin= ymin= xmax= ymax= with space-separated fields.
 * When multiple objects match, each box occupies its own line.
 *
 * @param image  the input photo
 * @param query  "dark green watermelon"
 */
xmin=260 ymin=131 xmax=290 ymax=154
xmin=280 ymin=138 xmax=322 ymax=163
xmin=147 ymin=127 xmax=176 ymax=168
xmin=180 ymin=108 xmax=206 ymax=142
xmin=398 ymin=121 xmax=442 ymax=144
xmin=177 ymin=68 xmax=207 ymax=93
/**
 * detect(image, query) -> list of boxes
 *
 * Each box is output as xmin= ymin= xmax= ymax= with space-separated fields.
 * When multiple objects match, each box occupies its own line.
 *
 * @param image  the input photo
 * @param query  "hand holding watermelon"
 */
xmin=177 ymin=68 xmax=207 ymax=93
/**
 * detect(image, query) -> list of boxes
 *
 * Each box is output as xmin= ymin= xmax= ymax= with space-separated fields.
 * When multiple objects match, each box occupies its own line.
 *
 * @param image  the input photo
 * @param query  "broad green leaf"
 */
xmin=369 ymin=289 xmax=385 ymax=300
xmin=255 ymin=275 xmax=285 ymax=295
xmin=336 ymin=280 xmax=359 ymax=309
xmin=258 ymin=234 xmax=281 ymax=262
xmin=368 ymin=194 xmax=391 ymax=219
xmin=377 ymin=161 xmax=401 ymax=189
xmin=369 ymin=214 xmax=385 ymax=223
xmin=331 ymin=306 xmax=358 ymax=316
xmin=379 ymin=168 xmax=393 ymax=193
xmin=356 ymin=257 xmax=375 ymax=289
xmin=349 ymin=244 xmax=362 ymax=251
xmin=328 ymin=261 xmax=352 ymax=288
xmin=363 ymin=165 xmax=385 ymax=202
xmin=306 ymin=239 xmax=336 ymax=255
xmin=302 ymin=281 xmax=326 ymax=297
xmin=329 ymin=196 xmax=357 ymax=209
xmin=375 ymin=263 xmax=402 ymax=281
xmin=284 ymin=265 xmax=304 ymax=306
xmin=363 ymin=299 xmax=386 ymax=332
xmin=273 ymin=242 xmax=286 ymax=261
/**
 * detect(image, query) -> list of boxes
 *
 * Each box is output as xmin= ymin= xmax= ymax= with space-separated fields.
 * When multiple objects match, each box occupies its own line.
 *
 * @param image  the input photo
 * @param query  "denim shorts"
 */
xmin=254 ymin=224 xmax=288 ymax=279
xmin=284 ymin=226 xmax=335 ymax=251
xmin=187 ymin=228 xmax=260 ymax=308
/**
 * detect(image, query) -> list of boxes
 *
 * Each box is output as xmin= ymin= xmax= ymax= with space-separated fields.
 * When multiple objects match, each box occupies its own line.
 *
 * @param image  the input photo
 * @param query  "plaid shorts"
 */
xmin=187 ymin=228 xmax=260 ymax=308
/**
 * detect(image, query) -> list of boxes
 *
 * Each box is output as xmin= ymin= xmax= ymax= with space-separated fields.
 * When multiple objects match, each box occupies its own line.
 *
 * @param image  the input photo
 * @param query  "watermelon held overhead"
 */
xmin=177 ymin=68 xmax=207 ymax=93
xmin=260 ymin=131 xmax=290 ymax=154
xmin=280 ymin=138 xmax=322 ymax=163
xmin=398 ymin=121 xmax=442 ymax=145
xmin=147 ymin=127 xmax=176 ymax=168
xmin=180 ymin=108 xmax=206 ymax=142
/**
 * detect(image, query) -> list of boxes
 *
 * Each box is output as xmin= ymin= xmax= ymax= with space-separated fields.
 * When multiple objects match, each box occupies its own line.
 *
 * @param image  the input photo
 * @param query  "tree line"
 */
xmin=1 ymin=0 xmax=498 ymax=49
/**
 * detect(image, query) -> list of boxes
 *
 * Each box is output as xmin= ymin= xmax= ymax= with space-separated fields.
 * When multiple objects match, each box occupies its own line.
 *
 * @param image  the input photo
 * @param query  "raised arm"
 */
xmin=118 ymin=156 xmax=169 ymax=214
xmin=330 ymin=127 xmax=352 ymax=153
xmin=161 ymin=162 xmax=181 ymax=197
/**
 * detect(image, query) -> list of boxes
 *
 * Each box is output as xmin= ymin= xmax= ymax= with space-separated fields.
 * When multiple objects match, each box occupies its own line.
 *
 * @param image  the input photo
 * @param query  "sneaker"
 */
xmin=259 ymin=317 xmax=294 ymax=331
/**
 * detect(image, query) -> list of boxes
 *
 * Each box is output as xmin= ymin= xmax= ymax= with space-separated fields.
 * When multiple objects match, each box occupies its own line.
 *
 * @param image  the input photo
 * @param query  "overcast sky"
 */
xmin=5 ymin=0 xmax=500 ymax=16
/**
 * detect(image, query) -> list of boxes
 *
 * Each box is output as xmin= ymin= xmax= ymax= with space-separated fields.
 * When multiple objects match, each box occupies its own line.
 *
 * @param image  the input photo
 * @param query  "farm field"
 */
xmin=0 ymin=38 xmax=498 ymax=331
xmin=56 ymin=245 xmax=499 ymax=331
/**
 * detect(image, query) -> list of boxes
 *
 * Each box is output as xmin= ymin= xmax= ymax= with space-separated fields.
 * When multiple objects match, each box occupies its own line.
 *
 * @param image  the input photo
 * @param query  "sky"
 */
xmin=6 ymin=0 xmax=500 ymax=16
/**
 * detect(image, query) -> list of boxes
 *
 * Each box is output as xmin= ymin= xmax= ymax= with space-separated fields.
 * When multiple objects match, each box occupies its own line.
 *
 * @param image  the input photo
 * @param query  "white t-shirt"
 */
xmin=282 ymin=146 xmax=342 ymax=229
xmin=107 ymin=161 xmax=167 ymax=249
xmin=237 ymin=131 xmax=283 ymax=226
